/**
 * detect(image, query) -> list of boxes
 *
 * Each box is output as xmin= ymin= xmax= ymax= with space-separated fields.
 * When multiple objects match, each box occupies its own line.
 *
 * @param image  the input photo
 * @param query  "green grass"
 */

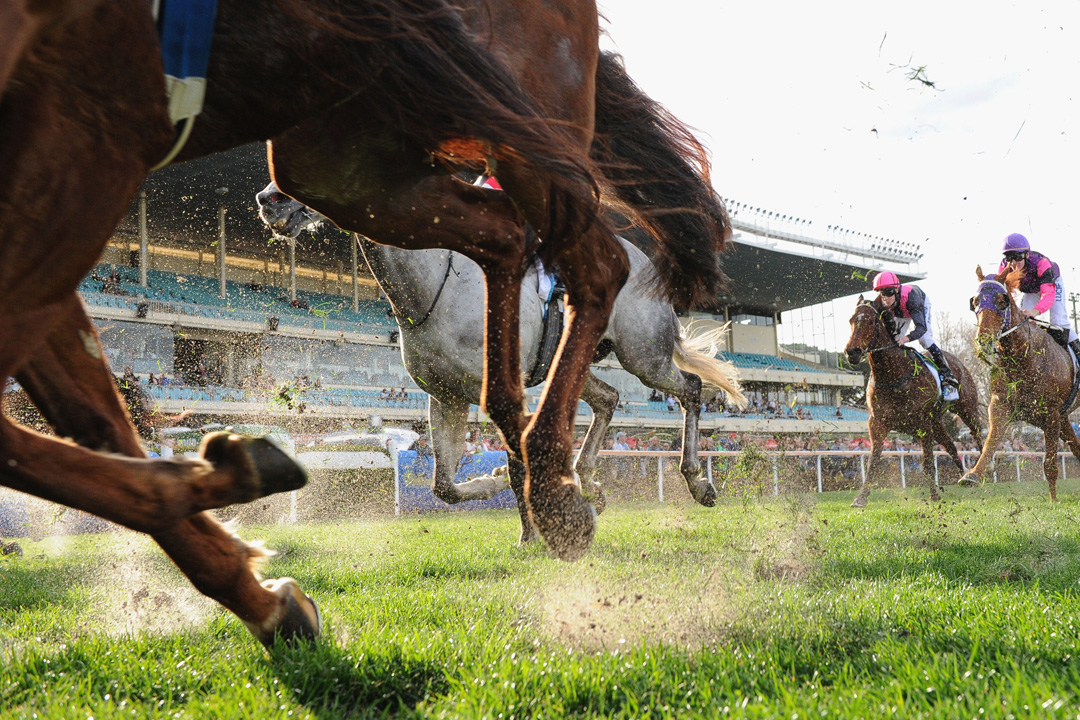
xmin=5 ymin=478 xmax=1080 ymax=718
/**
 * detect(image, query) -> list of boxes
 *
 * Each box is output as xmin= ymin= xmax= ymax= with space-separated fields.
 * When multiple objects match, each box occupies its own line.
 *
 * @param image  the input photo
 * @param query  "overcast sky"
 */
xmin=598 ymin=1 xmax=1080 ymax=326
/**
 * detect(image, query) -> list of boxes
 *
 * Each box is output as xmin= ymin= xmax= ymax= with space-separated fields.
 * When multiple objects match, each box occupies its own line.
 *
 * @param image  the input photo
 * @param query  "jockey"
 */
xmin=998 ymin=233 xmax=1080 ymax=359
xmin=872 ymin=271 xmax=959 ymax=389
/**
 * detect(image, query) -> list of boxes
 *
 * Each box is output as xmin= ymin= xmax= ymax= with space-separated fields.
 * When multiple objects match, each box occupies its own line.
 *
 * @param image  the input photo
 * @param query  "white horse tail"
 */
xmin=673 ymin=322 xmax=748 ymax=409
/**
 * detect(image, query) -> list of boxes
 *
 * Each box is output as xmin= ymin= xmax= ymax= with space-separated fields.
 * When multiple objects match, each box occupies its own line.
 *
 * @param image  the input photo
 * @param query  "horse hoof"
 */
xmin=957 ymin=474 xmax=980 ymax=488
xmin=582 ymin=481 xmax=607 ymax=515
xmin=245 ymin=577 xmax=322 ymax=648
xmin=529 ymin=480 xmax=596 ymax=562
xmin=690 ymin=480 xmax=718 ymax=508
xmin=201 ymin=432 xmax=308 ymax=501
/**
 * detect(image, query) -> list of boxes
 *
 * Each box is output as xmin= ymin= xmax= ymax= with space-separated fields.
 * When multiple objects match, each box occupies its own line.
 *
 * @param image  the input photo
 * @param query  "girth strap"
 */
xmin=525 ymin=277 xmax=566 ymax=387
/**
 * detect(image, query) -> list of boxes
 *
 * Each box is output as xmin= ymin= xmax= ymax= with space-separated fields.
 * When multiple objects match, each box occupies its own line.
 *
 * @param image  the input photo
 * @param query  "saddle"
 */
xmin=912 ymin=351 xmax=959 ymax=403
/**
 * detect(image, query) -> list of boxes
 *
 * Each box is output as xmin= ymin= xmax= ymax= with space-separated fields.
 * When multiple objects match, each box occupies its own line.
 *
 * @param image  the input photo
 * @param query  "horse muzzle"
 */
xmin=845 ymin=348 xmax=863 ymax=365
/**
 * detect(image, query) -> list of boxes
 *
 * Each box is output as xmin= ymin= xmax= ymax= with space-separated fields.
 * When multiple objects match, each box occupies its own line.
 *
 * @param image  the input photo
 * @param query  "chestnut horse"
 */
xmin=2 ymin=0 xmax=728 ymax=641
xmin=844 ymin=296 xmax=984 ymax=507
xmin=958 ymin=267 xmax=1080 ymax=500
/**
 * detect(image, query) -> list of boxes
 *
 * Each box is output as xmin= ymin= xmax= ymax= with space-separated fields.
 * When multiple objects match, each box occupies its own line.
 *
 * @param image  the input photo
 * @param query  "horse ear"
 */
xmin=975 ymin=264 xmax=985 ymax=281
xmin=856 ymin=294 xmax=864 ymax=305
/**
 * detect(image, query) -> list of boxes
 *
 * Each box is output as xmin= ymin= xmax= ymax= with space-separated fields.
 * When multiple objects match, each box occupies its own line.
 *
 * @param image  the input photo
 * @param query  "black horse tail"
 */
xmin=274 ymin=0 xmax=601 ymax=249
xmin=591 ymin=50 xmax=730 ymax=312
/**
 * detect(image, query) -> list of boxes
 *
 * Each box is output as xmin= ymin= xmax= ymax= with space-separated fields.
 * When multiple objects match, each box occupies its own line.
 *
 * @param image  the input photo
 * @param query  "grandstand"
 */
xmin=56 ymin=144 xmax=928 ymax=439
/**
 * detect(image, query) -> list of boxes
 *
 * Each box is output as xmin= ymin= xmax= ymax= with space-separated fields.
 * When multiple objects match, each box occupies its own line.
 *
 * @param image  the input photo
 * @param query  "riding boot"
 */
xmin=927 ymin=344 xmax=958 ymax=387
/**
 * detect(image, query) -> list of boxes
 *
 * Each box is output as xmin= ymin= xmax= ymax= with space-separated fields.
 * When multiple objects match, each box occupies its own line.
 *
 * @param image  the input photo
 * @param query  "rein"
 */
xmin=402 ymin=253 xmax=457 ymax=329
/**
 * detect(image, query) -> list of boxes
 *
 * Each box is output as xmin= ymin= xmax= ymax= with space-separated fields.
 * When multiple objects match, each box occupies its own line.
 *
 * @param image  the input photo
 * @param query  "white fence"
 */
xmin=595 ymin=449 xmax=1077 ymax=500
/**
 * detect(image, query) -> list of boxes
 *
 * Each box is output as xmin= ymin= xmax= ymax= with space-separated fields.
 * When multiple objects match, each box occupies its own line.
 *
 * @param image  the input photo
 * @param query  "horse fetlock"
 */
xmin=957 ymin=473 xmax=981 ymax=488
xmin=199 ymin=432 xmax=307 ymax=504
xmin=244 ymin=577 xmax=321 ymax=649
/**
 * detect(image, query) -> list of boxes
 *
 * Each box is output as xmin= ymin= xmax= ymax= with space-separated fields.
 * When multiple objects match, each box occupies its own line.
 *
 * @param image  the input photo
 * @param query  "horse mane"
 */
xmin=271 ymin=0 xmax=603 ymax=248
xmin=591 ymin=51 xmax=729 ymax=312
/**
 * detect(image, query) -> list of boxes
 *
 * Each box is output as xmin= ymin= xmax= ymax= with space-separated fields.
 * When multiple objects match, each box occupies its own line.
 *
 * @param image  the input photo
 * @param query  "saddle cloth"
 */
xmin=913 ymin=353 xmax=958 ymax=403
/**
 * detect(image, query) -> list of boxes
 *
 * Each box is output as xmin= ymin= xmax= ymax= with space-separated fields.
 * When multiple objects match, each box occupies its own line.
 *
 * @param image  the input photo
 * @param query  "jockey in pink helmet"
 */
xmin=998 ymin=233 xmax=1080 ymax=358
xmin=872 ymin=270 xmax=959 ymax=389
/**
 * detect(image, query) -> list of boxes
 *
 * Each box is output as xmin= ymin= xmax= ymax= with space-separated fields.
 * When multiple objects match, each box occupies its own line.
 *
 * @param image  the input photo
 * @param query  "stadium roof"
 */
xmin=121 ymin=144 xmax=923 ymax=317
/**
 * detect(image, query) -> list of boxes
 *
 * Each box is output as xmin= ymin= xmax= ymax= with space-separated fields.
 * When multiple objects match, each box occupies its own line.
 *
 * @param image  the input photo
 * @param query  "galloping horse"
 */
xmin=959 ymin=267 xmax=1080 ymax=501
xmin=844 ymin=297 xmax=984 ymax=507
xmin=258 ymin=181 xmax=745 ymax=544
xmin=3 ymin=0 xmax=728 ymax=641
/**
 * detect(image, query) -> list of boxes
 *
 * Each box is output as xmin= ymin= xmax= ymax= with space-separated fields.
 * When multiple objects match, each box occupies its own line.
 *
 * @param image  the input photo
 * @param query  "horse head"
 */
xmin=844 ymin=295 xmax=893 ymax=365
xmin=256 ymin=182 xmax=325 ymax=238
xmin=970 ymin=264 xmax=1022 ymax=362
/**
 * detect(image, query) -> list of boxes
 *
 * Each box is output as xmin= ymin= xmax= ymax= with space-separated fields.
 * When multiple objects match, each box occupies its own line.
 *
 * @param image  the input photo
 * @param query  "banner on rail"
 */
xmin=395 ymin=450 xmax=518 ymax=512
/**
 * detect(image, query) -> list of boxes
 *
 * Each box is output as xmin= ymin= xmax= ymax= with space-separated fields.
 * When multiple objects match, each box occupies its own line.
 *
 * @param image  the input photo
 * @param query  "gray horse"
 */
xmin=258 ymin=182 xmax=745 ymax=543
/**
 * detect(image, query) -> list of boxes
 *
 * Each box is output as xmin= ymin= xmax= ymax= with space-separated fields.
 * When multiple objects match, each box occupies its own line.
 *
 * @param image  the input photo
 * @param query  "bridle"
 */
xmin=973 ymin=279 xmax=1029 ymax=352
xmin=852 ymin=303 xmax=899 ymax=357
xmin=850 ymin=303 xmax=916 ymax=390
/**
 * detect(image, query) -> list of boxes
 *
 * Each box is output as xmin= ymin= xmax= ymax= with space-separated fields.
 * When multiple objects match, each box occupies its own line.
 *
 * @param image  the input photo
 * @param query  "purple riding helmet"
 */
xmin=1002 ymin=233 xmax=1030 ymax=254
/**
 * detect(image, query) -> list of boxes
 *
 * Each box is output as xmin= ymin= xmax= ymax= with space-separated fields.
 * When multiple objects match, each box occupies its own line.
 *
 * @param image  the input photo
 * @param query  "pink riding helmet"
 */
xmin=872 ymin=271 xmax=900 ymax=291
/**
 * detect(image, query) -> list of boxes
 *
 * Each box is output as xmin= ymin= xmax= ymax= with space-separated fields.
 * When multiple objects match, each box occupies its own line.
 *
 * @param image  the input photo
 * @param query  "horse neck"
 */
xmin=866 ymin=321 xmax=912 ymax=379
xmin=355 ymin=236 xmax=448 ymax=322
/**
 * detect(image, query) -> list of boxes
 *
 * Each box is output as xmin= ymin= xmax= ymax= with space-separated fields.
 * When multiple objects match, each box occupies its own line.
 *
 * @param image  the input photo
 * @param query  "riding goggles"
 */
xmin=1004 ymin=251 xmax=1028 ymax=262
xmin=879 ymin=288 xmax=899 ymax=297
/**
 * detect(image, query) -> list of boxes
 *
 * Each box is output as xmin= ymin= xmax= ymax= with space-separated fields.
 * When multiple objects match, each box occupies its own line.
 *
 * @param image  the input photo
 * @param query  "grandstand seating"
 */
xmin=82 ymin=262 xmax=871 ymax=426
xmin=720 ymin=351 xmax=824 ymax=373
xmin=80 ymin=262 xmax=396 ymax=333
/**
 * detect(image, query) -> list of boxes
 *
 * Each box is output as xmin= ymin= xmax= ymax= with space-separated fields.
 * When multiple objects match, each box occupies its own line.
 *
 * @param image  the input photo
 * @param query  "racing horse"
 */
xmin=258 ymin=181 xmax=746 ymax=544
xmin=958 ymin=267 xmax=1080 ymax=501
xmin=844 ymin=296 xmax=984 ymax=507
xmin=2 ymin=0 xmax=728 ymax=640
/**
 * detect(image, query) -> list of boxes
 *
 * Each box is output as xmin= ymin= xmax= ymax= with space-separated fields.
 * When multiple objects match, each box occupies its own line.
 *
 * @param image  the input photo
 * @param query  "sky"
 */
xmin=597 ymin=1 xmax=1080 ymax=332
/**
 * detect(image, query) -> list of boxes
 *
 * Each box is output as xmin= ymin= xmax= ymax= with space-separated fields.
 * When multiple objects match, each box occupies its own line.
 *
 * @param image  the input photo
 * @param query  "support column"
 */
xmin=138 ymin=190 xmax=149 ymax=287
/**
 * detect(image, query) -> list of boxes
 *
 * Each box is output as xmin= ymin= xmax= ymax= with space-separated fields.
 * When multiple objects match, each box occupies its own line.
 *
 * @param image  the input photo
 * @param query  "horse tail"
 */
xmin=672 ymin=322 xmax=747 ymax=408
xmin=275 ymin=0 xmax=601 ymax=247
xmin=592 ymin=51 xmax=730 ymax=312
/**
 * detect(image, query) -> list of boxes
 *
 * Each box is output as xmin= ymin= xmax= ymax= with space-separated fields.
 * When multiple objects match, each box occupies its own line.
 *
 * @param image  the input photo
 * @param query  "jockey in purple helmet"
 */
xmin=872 ymin=270 xmax=959 ymax=389
xmin=998 ymin=233 xmax=1080 ymax=358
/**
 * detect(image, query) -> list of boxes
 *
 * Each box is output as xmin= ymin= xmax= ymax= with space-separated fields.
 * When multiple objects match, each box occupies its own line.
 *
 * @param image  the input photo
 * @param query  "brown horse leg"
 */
xmin=919 ymin=432 xmax=942 ymax=502
xmin=853 ymin=417 xmax=888 ymax=507
xmin=14 ymin=306 xmax=319 ymax=646
xmin=930 ymin=423 xmax=965 ymax=480
xmin=960 ymin=393 xmax=1010 ymax=486
xmin=1060 ymin=421 xmax=1080 ymax=466
xmin=3 ymin=298 xmax=306 ymax=532
xmin=1043 ymin=415 xmax=1061 ymax=502
xmin=522 ymin=232 xmax=629 ymax=560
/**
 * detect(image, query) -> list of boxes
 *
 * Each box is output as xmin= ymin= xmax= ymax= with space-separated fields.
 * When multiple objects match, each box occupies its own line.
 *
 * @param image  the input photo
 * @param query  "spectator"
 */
xmin=408 ymin=434 xmax=433 ymax=456
xmin=612 ymin=432 xmax=630 ymax=451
